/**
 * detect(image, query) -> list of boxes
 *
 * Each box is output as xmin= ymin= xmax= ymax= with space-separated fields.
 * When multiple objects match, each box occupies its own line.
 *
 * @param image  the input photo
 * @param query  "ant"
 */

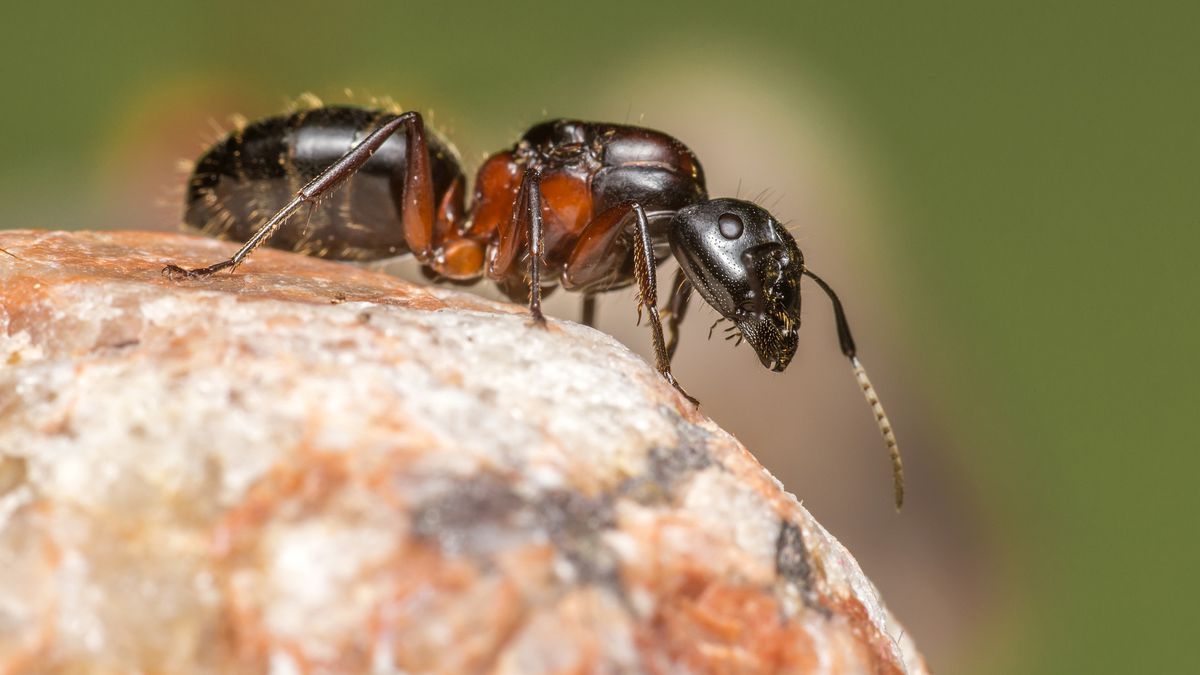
xmin=164 ymin=104 xmax=905 ymax=508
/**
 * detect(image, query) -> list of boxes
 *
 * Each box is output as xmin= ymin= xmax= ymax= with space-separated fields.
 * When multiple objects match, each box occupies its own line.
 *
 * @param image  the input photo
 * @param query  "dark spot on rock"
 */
xmin=648 ymin=442 xmax=713 ymax=486
xmin=410 ymin=473 xmax=524 ymax=558
xmin=620 ymin=407 xmax=716 ymax=504
xmin=227 ymin=388 xmax=246 ymax=408
xmin=775 ymin=519 xmax=829 ymax=615
xmin=535 ymin=490 xmax=618 ymax=586
xmin=668 ymin=411 xmax=718 ymax=460
xmin=410 ymin=474 xmax=621 ymax=590
xmin=776 ymin=520 xmax=812 ymax=586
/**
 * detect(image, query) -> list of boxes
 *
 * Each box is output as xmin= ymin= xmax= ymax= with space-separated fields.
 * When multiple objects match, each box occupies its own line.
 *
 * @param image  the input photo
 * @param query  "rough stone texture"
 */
xmin=0 ymin=230 xmax=927 ymax=675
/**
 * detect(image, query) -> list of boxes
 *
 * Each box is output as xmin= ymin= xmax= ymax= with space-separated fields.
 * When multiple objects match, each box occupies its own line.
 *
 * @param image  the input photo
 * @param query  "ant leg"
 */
xmin=581 ymin=294 xmax=598 ymax=327
xmin=560 ymin=203 xmax=697 ymax=403
xmin=505 ymin=167 xmax=548 ymax=325
xmin=527 ymin=169 xmax=547 ymax=325
xmin=164 ymin=111 xmax=435 ymax=280
xmin=664 ymin=268 xmax=693 ymax=362
xmin=629 ymin=203 xmax=698 ymax=406
xmin=162 ymin=194 xmax=306 ymax=279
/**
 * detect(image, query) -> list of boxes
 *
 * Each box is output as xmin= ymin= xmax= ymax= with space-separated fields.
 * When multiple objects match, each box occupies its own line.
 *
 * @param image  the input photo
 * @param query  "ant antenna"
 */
xmin=803 ymin=268 xmax=905 ymax=510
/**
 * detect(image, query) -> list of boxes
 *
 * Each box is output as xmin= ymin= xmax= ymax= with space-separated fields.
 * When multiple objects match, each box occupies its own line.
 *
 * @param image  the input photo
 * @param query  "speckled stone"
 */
xmin=0 ymin=230 xmax=927 ymax=674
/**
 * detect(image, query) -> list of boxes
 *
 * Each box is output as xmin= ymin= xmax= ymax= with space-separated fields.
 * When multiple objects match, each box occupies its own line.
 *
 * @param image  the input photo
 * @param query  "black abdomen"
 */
xmin=185 ymin=106 xmax=464 ymax=261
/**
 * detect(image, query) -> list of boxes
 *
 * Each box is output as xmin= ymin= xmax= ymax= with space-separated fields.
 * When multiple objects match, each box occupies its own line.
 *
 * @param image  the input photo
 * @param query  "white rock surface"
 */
xmin=0 ymin=230 xmax=927 ymax=674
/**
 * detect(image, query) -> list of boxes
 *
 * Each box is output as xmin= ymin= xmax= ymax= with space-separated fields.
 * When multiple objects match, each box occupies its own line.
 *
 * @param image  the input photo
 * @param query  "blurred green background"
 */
xmin=2 ymin=2 xmax=1196 ymax=672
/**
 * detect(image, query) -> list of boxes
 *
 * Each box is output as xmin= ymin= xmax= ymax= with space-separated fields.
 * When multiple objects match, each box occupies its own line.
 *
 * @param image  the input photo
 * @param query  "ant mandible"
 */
xmin=164 ymin=104 xmax=905 ymax=508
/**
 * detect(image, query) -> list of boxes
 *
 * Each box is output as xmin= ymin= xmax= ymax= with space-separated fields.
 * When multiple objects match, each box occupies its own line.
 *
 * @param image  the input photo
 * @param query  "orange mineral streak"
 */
xmin=212 ymin=450 xmax=354 ymax=558
xmin=825 ymin=594 xmax=909 ymax=675
xmin=0 ymin=230 xmax=516 ymax=316
xmin=210 ymin=451 xmax=373 ymax=671
xmin=380 ymin=544 xmax=533 ymax=673
xmin=643 ymin=581 xmax=819 ymax=675
xmin=204 ymin=440 xmax=550 ymax=674
xmin=0 ymin=273 xmax=55 ymax=320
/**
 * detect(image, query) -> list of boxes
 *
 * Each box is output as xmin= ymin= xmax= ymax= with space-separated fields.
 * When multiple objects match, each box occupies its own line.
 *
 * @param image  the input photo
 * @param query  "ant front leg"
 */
xmin=628 ymin=204 xmax=698 ymax=406
xmin=561 ymin=202 xmax=698 ymax=405
xmin=164 ymin=111 xmax=435 ymax=280
xmin=664 ymin=268 xmax=693 ymax=362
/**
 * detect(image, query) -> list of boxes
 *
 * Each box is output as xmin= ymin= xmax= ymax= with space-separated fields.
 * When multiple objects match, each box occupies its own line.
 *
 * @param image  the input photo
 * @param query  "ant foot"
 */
xmin=161 ymin=260 xmax=235 ymax=281
xmin=162 ymin=264 xmax=205 ymax=281
xmin=664 ymin=372 xmax=700 ymax=407
xmin=528 ymin=305 xmax=548 ymax=329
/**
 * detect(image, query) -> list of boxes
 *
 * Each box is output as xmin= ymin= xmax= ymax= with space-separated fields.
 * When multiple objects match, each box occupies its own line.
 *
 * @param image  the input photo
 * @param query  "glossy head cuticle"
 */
xmin=668 ymin=198 xmax=804 ymax=372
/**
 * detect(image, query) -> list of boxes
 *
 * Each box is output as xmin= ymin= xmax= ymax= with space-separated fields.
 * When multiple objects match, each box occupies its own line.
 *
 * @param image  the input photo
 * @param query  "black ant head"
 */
xmin=668 ymin=198 xmax=803 ymax=371
xmin=670 ymin=198 xmax=905 ymax=509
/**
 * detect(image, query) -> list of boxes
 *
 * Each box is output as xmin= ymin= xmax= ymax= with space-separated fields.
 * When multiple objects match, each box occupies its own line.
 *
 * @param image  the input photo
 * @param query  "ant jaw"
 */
xmin=759 ymin=345 xmax=796 ymax=373
xmin=734 ymin=314 xmax=798 ymax=372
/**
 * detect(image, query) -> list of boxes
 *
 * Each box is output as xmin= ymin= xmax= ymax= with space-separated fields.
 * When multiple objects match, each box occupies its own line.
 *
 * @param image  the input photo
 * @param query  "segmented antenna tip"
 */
xmin=851 ymin=356 xmax=905 ymax=510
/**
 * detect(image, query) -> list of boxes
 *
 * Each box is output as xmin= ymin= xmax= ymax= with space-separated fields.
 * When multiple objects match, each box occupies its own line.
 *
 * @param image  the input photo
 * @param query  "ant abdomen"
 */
xmin=184 ymin=106 xmax=465 ymax=261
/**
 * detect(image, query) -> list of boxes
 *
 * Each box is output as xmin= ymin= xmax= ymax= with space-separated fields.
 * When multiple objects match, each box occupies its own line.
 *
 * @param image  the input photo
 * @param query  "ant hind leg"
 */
xmin=163 ymin=111 xmax=436 ymax=280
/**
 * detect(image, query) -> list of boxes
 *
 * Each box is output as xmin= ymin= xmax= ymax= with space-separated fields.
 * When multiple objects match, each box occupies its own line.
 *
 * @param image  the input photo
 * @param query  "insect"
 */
xmin=164 ymin=104 xmax=905 ymax=508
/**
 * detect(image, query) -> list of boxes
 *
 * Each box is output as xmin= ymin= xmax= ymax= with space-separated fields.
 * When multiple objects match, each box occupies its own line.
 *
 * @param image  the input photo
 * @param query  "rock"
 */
xmin=0 ymin=230 xmax=927 ymax=674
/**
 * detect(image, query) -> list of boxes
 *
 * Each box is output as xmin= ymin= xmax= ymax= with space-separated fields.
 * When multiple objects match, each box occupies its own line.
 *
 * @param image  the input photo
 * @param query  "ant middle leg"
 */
xmin=581 ymin=294 xmax=598 ymax=327
xmin=164 ymin=111 xmax=436 ymax=280
xmin=523 ymin=168 xmax=548 ymax=325
xmin=664 ymin=268 xmax=693 ymax=362
xmin=490 ymin=166 xmax=549 ymax=325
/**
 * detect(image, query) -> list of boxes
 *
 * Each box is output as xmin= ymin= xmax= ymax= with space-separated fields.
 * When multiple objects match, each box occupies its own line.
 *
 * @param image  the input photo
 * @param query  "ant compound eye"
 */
xmin=718 ymin=213 xmax=744 ymax=239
